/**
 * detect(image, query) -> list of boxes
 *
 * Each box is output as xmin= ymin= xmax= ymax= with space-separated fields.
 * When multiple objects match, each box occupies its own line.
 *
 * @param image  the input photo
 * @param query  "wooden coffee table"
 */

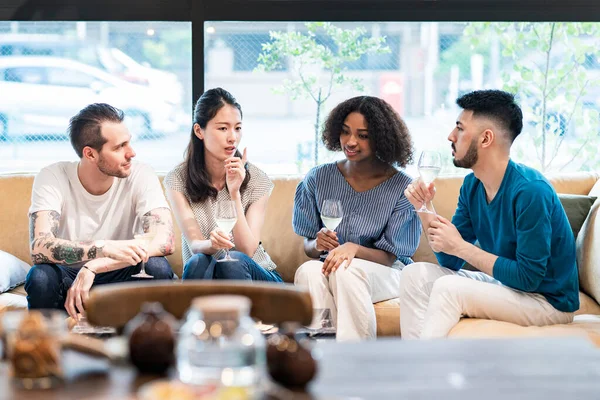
xmin=5 ymin=337 xmax=600 ymax=399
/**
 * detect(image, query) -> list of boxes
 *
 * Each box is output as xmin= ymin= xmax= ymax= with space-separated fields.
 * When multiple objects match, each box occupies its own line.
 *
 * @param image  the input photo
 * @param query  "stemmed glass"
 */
xmin=416 ymin=150 xmax=441 ymax=214
xmin=71 ymin=315 xmax=117 ymax=337
xmin=132 ymin=228 xmax=156 ymax=278
xmin=216 ymin=200 xmax=238 ymax=262
xmin=320 ymin=199 xmax=343 ymax=231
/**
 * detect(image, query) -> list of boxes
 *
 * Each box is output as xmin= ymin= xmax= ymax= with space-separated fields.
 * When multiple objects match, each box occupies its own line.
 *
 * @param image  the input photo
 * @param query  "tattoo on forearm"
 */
xmin=51 ymin=245 xmax=84 ymax=264
xmin=31 ymin=233 xmax=51 ymax=251
xmin=87 ymin=246 xmax=98 ymax=260
xmin=29 ymin=210 xmax=97 ymax=264
xmin=31 ymin=253 xmax=52 ymax=265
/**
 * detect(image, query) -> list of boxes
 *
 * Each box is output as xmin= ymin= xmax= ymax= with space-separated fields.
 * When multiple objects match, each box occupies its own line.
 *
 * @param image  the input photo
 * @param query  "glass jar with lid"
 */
xmin=177 ymin=295 xmax=265 ymax=389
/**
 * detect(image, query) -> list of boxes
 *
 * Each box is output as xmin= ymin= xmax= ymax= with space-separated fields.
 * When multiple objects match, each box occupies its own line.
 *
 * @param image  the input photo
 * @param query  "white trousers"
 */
xmin=398 ymin=262 xmax=575 ymax=339
xmin=294 ymin=258 xmax=403 ymax=342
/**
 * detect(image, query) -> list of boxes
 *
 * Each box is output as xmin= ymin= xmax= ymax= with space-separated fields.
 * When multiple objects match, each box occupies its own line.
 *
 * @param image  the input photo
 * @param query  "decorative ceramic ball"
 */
xmin=266 ymin=330 xmax=318 ymax=388
xmin=125 ymin=302 xmax=177 ymax=374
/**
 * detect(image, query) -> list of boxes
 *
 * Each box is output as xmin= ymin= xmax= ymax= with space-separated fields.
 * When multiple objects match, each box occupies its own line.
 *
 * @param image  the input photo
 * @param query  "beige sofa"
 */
xmin=1 ymin=172 xmax=600 ymax=343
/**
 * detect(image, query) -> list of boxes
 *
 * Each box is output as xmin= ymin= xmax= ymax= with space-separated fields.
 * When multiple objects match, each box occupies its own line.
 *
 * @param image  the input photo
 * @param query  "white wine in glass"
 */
xmin=321 ymin=199 xmax=343 ymax=231
xmin=132 ymin=231 xmax=156 ymax=278
xmin=216 ymin=200 xmax=238 ymax=262
xmin=416 ymin=150 xmax=442 ymax=214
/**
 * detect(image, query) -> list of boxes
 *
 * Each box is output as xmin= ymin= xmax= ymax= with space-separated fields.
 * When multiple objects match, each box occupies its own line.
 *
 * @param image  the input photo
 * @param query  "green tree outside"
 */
xmin=464 ymin=22 xmax=600 ymax=172
xmin=255 ymin=22 xmax=390 ymax=167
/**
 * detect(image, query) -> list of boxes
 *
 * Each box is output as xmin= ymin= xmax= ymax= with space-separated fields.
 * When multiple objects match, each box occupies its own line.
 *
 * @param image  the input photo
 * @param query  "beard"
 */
xmin=453 ymin=139 xmax=479 ymax=169
xmin=98 ymin=155 xmax=129 ymax=178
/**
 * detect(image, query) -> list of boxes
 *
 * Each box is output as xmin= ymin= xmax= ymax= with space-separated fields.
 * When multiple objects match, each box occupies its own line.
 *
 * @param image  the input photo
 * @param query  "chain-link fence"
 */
xmin=0 ymin=21 xmax=192 ymax=173
xmin=206 ymin=21 xmax=600 ymax=176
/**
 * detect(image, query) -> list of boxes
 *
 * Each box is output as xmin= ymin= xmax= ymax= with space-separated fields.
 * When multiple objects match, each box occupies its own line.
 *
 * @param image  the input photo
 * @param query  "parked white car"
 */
xmin=0 ymin=33 xmax=186 ymax=107
xmin=96 ymin=47 xmax=184 ymax=107
xmin=0 ymin=56 xmax=179 ymax=140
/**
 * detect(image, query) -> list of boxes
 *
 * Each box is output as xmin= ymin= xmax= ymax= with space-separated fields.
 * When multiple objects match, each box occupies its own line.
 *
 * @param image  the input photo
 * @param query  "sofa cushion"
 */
xmin=0 ymin=175 xmax=34 ymax=267
xmin=374 ymin=297 xmax=401 ymax=337
xmin=8 ymin=285 xmax=26 ymax=297
xmin=0 ymin=292 xmax=28 ymax=311
xmin=589 ymin=179 xmax=600 ymax=197
xmin=374 ymin=291 xmax=600 ymax=338
xmin=547 ymin=172 xmax=600 ymax=196
xmin=0 ymin=251 xmax=30 ymax=293
xmin=448 ymin=315 xmax=600 ymax=347
xmin=261 ymin=177 xmax=310 ymax=283
xmin=578 ymin=199 xmax=600 ymax=304
xmin=578 ymin=291 xmax=600 ymax=315
xmin=558 ymin=194 xmax=597 ymax=239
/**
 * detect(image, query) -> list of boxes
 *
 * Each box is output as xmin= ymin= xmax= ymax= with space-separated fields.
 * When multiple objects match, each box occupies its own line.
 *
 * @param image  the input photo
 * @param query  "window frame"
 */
xmin=1 ymin=0 xmax=598 ymax=110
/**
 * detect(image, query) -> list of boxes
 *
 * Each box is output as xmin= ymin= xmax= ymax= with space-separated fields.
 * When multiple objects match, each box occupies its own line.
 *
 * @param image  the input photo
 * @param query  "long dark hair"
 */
xmin=184 ymin=88 xmax=250 ymax=203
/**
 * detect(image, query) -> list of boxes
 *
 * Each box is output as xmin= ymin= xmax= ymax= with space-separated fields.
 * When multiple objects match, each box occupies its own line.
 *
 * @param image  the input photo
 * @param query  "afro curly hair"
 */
xmin=321 ymin=96 xmax=413 ymax=168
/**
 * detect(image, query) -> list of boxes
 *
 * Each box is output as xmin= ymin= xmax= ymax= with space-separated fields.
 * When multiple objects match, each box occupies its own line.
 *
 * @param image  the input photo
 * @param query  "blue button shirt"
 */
xmin=293 ymin=162 xmax=421 ymax=265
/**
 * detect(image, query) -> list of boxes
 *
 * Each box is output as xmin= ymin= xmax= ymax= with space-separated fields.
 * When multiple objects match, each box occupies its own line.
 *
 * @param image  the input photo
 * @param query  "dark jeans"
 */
xmin=182 ymin=251 xmax=283 ymax=282
xmin=25 ymin=257 xmax=174 ymax=310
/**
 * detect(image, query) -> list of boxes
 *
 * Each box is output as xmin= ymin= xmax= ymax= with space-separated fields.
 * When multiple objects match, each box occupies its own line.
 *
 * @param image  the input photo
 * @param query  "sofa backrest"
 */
xmin=1 ymin=172 xmax=598 ymax=283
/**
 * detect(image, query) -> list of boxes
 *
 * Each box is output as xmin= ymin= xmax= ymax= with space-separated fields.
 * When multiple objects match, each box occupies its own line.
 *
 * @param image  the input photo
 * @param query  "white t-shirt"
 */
xmin=29 ymin=161 xmax=169 ymax=242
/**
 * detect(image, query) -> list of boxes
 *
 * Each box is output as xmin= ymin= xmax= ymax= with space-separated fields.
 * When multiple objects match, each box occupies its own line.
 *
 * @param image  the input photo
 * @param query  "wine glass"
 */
xmin=320 ymin=199 xmax=343 ymax=231
xmin=216 ymin=200 xmax=238 ymax=262
xmin=416 ymin=150 xmax=442 ymax=214
xmin=71 ymin=314 xmax=117 ymax=337
xmin=132 ymin=229 xmax=156 ymax=278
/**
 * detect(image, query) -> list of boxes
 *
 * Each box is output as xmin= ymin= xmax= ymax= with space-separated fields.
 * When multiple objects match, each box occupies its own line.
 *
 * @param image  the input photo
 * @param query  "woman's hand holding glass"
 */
xmin=322 ymin=242 xmax=359 ymax=276
xmin=318 ymin=198 xmax=343 ymax=252
xmin=209 ymin=228 xmax=235 ymax=252
xmin=315 ymin=227 xmax=339 ymax=252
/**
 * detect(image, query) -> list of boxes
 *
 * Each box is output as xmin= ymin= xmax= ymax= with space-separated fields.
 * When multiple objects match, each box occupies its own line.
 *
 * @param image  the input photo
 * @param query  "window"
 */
xmin=4 ymin=67 xmax=45 ymax=84
xmin=0 ymin=21 xmax=191 ymax=174
xmin=46 ymin=68 xmax=97 ymax=88
xmin=205 ymin=21 xmax=600 ymax=176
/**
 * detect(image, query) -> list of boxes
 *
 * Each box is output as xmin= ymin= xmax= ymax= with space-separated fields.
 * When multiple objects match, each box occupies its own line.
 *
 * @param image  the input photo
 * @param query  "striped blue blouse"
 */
xmin=293 ymin=162 xmax=422 ymax=266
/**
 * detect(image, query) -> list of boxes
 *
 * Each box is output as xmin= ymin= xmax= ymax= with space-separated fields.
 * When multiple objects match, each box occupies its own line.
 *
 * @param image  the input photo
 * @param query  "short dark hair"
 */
xmin=322 ymin=96 xmax=414 ymax=167
xmin=456 ymin=90 xmax=523 ymax=143
xmin=69 ymin=103 xmax=124 ymax=158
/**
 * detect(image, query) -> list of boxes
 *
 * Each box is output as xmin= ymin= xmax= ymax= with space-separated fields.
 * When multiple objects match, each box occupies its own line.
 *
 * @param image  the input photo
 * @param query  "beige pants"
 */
xmin=398 ymin=262 xmax=574 ymax=339
xmin=294 ymin=258 xmax=403 ymax=342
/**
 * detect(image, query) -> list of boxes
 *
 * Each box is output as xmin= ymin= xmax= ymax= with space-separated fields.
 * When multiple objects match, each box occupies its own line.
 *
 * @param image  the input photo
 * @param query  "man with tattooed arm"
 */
xmin=25 ymin=103 xmax=175 ymax=320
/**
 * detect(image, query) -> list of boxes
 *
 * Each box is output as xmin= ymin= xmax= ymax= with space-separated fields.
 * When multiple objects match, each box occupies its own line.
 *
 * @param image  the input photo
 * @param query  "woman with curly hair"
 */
xmin=293 ymin=96 xmax=421 ymax=341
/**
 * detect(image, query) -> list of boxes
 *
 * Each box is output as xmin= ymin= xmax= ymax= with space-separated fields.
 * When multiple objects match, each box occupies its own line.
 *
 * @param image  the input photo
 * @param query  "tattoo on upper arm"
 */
xmin=142 ymin=209 xmax=168 ymax=232
xmin=143 ymin=209 xmax=175 ymax=256
xmin=30 ymin=210 xmax=61 ymax=245
xmin=160 ymin=218 xmax=175 ymax=256
xmin=29 ymin=212 xmax=39 ymax=243
xmin=49 ymin=211 xmax=60 ymax=237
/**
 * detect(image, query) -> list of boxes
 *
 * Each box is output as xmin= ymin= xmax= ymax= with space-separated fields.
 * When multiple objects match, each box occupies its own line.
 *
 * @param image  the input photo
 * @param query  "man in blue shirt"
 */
xmin=399 ymin=90 xmax=579 ymax=339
